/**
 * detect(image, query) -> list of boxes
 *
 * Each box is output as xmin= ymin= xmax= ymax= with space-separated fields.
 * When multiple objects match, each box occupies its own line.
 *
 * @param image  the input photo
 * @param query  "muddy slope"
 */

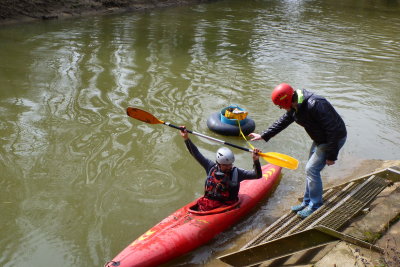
xmin=0 ymin=0 xmax=215 ymax=25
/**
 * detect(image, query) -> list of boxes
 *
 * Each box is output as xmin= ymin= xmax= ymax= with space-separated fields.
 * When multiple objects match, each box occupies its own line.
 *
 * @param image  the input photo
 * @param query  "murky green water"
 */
xmin=1 ymin=0 xmax=399 ymax=266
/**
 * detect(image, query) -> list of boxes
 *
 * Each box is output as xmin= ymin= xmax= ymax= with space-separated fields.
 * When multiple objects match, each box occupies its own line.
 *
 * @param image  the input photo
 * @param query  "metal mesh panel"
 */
xmin=243 ymin=175 xmax=389 ymax=248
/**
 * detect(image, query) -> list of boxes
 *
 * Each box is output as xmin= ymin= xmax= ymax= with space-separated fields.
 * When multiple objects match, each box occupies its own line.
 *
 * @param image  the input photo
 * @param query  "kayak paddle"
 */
xmin=126 ymin=107 xmax=299 ymax=170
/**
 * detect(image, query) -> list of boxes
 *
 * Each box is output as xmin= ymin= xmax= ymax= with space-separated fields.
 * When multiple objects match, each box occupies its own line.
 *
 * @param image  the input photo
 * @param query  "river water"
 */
xmin=0 ymin=0 xmax=399 ymax=266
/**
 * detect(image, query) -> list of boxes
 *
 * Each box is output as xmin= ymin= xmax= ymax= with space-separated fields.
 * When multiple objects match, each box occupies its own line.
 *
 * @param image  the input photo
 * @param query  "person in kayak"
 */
xmin=180 ymin=127 xmax=263 ymax=211
xmin=248 ymin=83 xmax=347 ymax=219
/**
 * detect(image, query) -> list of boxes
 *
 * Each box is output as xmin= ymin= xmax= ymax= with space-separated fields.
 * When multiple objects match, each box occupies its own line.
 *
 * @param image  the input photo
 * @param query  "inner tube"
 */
xmin=207 ymin=112 xmax=256 ymax=136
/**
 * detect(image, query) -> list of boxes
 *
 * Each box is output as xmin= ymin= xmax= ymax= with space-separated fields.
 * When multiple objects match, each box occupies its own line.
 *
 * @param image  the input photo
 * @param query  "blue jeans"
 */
xmin=301 ymin=136 xmax=346 ymax=210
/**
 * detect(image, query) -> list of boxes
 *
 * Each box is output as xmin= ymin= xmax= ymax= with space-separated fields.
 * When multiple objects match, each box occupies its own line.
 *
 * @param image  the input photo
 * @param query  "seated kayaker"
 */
xmin=179 ymin=127 xmax=263 ymax=211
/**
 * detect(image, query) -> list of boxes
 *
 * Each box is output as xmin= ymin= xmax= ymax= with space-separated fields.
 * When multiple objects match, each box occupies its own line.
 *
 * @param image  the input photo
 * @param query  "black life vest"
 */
xmin=204 ymin=165 xmax=239 ymax=202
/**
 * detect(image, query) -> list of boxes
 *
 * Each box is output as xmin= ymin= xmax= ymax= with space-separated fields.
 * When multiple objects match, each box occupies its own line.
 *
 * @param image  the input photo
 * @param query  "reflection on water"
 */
xmin=0 ymin=0 xmax=399 ymax=266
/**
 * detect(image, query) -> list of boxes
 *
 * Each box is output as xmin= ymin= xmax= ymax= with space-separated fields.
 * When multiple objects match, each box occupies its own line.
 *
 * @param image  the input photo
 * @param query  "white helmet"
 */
xmin=216 ymin=147 xmax=235 ymax=164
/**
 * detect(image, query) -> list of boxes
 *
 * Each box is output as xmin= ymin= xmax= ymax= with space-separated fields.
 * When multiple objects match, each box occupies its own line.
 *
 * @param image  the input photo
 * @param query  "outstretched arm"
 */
xmin=249 ymin=111 xmax=295 ymax=142
xmin=180 ymin=127 xmax=214 ymax=171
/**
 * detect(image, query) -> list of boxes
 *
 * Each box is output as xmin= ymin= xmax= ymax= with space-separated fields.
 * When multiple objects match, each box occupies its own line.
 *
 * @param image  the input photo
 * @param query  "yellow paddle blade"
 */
xmin=259 ymin=152 xmax=299 ymax=170
xmin=237 ymin=120 xmax=298 ymax=169
xmin=127 ymin=107 xmax=165 ymax=124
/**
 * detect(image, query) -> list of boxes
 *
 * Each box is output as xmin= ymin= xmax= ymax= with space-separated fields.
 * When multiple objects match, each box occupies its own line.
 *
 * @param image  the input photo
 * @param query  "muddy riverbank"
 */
xmin=0 ymin=0 xmax=215 ymax=25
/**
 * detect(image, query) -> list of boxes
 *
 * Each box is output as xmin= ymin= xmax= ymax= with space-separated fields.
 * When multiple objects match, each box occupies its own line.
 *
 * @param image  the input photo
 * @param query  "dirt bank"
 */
xmin=0 ymin=0 xmax=215 ymax=25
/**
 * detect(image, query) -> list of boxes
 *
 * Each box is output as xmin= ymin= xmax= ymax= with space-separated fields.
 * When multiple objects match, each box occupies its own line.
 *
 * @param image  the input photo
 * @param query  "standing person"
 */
xmin=180 ymin=127 xmax=263 ymax=211
xmin=248 ymin=83 xmax=347 ymax=218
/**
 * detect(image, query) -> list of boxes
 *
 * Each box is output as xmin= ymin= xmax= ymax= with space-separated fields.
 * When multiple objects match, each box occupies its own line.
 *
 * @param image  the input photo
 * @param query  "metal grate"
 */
xmin=310 ymin=175 xmax=388 ymax=230
xmin=243 ymin=180 xmax=367 ymax=248
xmin=244 ymin=175 xmax=389 ymax=248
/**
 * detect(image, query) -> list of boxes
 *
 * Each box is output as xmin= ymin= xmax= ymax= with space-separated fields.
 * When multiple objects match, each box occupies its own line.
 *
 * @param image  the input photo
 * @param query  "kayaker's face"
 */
xmin=218 ymin=163 xmax=233 ymax=173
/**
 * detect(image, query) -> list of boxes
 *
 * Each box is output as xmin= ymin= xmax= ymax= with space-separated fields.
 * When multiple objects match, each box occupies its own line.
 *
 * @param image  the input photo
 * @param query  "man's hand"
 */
xmin=248 ymin=133 xmax=262 ymax=141
xmin=326 ymin=160 xmax=335 ymax=166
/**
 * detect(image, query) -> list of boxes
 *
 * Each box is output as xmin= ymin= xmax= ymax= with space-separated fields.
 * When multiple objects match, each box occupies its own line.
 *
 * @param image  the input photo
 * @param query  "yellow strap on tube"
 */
xmin=237 ymin=119 xmax=256 ymax=150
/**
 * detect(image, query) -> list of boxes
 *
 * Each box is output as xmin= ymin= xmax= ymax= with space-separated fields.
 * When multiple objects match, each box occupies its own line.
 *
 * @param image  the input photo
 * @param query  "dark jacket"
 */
xmin=261 ymin=89 xmax=347 ymax=161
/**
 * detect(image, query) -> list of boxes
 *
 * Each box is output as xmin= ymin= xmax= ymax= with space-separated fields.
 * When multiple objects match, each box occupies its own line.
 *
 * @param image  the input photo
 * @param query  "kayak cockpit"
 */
xmin=188 ymin=199 xmax=241 ymax=215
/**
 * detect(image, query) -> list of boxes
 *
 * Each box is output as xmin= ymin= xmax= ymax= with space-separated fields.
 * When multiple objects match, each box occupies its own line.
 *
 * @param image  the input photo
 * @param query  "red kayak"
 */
xmin=105 ymin=164 xmax=281 ymax=267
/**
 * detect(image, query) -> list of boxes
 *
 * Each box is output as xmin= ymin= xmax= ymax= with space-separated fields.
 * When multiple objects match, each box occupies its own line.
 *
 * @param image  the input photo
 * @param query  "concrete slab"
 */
xmin=344 ymin=184 xmax=400 ymax=242
xmin=314 ymin=241 xmax=383 ymax=267
xmin=375 ymin=219 xmax=400 ymax=267
xmin=314 ymin=182 xmax=400 ymax=267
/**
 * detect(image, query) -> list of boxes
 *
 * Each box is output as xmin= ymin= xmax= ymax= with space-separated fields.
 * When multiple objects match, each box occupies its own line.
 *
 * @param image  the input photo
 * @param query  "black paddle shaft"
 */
xmin=164 ymin=122 xmax=252 ymax=153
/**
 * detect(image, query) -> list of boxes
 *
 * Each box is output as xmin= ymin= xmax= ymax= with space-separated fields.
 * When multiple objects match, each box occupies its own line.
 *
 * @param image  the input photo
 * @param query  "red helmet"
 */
xmin=271 ymin=83 xmax=294 ymax=109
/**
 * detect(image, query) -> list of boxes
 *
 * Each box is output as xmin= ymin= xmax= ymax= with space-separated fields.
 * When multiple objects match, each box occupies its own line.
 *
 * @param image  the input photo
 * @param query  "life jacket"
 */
xmin=204 ymin=165 xmax=239 ymax=202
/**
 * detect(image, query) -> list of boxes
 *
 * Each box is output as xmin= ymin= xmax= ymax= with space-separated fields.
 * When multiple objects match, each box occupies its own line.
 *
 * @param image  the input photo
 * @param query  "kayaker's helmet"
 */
xmin=271 ymin=83 xmax=294 ymax=109
xmin=216 ymin=147 xmax=235 ymax=165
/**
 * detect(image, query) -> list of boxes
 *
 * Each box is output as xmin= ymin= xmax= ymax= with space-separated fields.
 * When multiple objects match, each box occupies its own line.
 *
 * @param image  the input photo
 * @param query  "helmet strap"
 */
xmin=216 ymin=162 xmax=221 ymax=171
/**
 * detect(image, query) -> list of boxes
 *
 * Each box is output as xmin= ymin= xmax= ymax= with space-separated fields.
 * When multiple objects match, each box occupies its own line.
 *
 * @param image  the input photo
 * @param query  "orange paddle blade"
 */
xmin=126 ymin=107 xmax=164 ymax=124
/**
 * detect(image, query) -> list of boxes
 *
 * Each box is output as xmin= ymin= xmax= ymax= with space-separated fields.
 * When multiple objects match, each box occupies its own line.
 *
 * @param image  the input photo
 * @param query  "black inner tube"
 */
xmin=206 ymin=112 xmax=256 ymax=136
